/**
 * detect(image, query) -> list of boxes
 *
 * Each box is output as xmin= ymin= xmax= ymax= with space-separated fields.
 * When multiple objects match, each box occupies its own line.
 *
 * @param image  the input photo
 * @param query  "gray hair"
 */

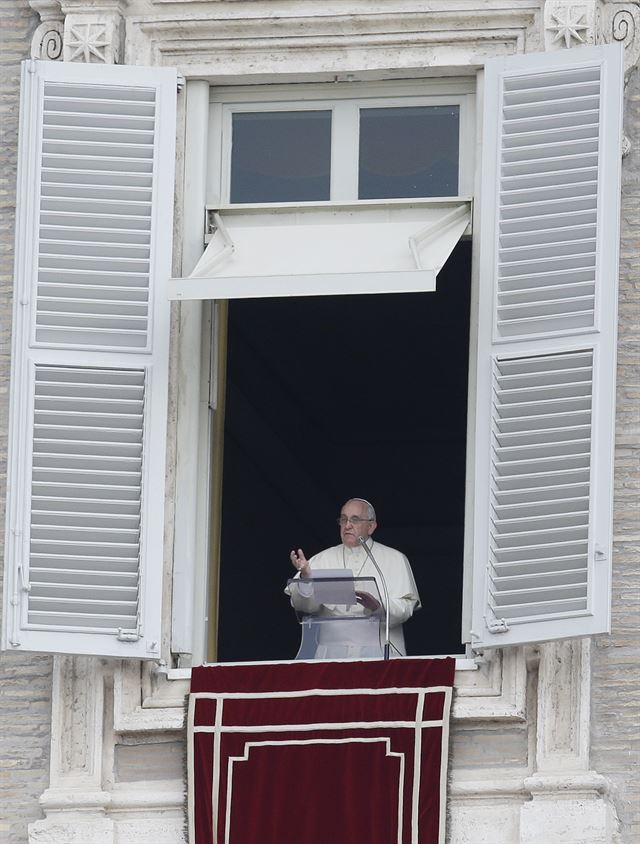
xmin=347 ymin=498 xmax=376 ymax=521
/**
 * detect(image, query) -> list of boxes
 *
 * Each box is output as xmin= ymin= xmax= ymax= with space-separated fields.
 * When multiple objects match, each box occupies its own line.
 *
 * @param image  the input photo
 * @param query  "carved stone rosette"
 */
xmin=544 ymin=0 xmax=600 ymax=49
xmin=63 ymin=14 xmax=123 ymax=63
xmin=544 ymin=1 xmax=640 ymax=72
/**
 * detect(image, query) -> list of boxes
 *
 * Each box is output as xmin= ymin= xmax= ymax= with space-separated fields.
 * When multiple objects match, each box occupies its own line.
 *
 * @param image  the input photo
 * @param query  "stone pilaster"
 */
xmin=29 ymin=657 xmax=114 ymax=844
xmin=519 ymin=640 xmax=619 ymax=844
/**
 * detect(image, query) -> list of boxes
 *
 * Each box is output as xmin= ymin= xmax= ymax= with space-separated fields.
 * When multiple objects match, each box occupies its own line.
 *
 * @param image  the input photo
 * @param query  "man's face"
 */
xmin=339 ymin=499 xmax=377 ymax=548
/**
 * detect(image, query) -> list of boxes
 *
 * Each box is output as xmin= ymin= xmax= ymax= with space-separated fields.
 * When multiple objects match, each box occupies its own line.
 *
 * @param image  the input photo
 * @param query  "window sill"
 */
xmin=161 ymin=654 xmax=477 ymax=682
xmin=113 ymin=650 xmax=525 ymax=734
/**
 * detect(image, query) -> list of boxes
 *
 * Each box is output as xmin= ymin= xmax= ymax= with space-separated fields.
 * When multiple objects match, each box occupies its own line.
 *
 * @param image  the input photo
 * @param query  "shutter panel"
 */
xmin=37 ymin=78 xmax=158 ymax=349
xmin=469 ymin=45 xmax=623 ymax=649
xmin=3 ymin=60 xmax=176 ymax=658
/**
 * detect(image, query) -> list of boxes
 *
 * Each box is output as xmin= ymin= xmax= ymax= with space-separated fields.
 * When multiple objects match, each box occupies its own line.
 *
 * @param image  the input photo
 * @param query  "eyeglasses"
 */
xmin=336 ymin=515 xmax=373 ymax=526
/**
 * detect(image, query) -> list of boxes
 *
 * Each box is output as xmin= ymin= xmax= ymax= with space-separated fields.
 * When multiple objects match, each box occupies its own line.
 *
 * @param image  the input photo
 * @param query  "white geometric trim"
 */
xmin=225 ymin=737 xmax=405 ymax=844
xmin=412 ymin=691 xmax=426 ymax=844
xmin=186 ymin=691 xmax=197 ymax=841
xmin=191 ymin=684 xmax=452 ymax=700
xmin=194 ymin=720 xmax=445 ymax=733
xmin=438 ymin=688 xmax=452 ymax=843
xmin=212 ymin=696 xmax=223 ymax=842
xmin=188 ymin=683 xmax=453 ymax=844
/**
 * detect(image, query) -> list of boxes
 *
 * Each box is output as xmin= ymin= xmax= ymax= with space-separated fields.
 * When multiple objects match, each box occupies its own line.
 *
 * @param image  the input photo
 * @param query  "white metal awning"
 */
xmin=168 ymin=200 xmax=471 ymax=300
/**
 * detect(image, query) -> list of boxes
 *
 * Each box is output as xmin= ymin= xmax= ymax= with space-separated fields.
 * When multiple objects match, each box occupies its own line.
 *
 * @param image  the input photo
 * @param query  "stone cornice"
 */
xmin=26 ymin=0 xmax=639 ymax=76
xmin=28 ymin=0 xmax=544 ymax=67
xmin=128 ymin=4 xmax=542 ymax=73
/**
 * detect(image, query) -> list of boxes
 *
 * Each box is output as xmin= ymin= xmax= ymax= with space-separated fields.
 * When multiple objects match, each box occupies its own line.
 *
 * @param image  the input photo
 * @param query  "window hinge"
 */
xmin=485 ymin=615 xmax=509 ymax=634
xmin=177 ymin=73 xmax=185 ymax=92
xmin=205 ymin=207 xmax=217 ymax=241
xmin=203 ymin=210 xmax=235 ymax=264
xmin=594 ymin=544 xmax=607 ymax=562
xmin=9 ymin=563 xmax=29 ymax=647
xmin=17 ymin=565 xmax=31 ymax=593
xmin=117 ymin=629 xmax=142 ymax=642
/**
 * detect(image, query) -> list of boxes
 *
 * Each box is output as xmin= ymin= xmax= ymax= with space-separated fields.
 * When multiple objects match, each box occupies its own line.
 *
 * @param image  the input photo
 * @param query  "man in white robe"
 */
xmin=288 ymin=498 xmax=421 ymax=658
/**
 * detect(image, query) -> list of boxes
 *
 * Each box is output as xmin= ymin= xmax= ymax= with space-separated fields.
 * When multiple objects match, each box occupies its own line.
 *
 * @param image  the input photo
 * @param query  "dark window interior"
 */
xmin=217 ymin=240 xmax=471 ymax=661
xmin=230 ymin=110 xmax=332 ymax=203
xmin=359 ymin=105 xmax=460 ymax=198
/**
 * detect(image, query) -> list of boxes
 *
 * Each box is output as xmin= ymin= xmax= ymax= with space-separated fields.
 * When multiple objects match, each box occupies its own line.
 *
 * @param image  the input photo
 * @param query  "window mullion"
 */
xmin=330 ymin=101 xmax=359 ymax=200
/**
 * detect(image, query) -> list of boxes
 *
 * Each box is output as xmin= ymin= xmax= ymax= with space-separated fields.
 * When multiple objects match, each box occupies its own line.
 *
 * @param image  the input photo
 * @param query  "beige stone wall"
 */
xmin=0 ymin=2 xmax=53 ymax=842
xmin=591 ymin=61 xmax=640 ymax=843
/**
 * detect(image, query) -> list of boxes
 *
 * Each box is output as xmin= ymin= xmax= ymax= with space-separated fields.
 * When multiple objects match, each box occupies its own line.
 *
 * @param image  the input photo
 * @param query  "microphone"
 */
xmin=358 ymin=536 xmax=391 ymax=660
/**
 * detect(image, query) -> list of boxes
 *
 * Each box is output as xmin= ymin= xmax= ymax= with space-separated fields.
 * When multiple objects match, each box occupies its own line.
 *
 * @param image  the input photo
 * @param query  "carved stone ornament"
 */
xmin=29 ymin=0 xmax=64 ymax=59
xmin=544 ymin=1 xmax=640 ymax=71
xmin=26 ymin=2 xmax=639 ymax=71
xmin=544 ymin=1 xmax=600 ymax=49
xmin=31 ymin=20 xmax=64 ymax=59
xmin=63 ymin=15 xmax=122 ymax=63
xmin=603 ymin=1 xmax=640 ymax=71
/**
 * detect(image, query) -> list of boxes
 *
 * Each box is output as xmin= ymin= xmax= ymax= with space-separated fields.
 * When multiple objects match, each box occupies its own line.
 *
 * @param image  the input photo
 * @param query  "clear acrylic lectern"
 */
xmin=287 ymin=575 xmax=386 ymax=660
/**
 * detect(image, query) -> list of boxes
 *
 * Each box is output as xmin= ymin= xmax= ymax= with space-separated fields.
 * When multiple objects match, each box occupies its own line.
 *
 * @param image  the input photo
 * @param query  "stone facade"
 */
xmin=0 ymin=2 xmax=53 ymax=842
xmin=0 ymin=2 xmax=638 ymax=843
xmin=590 ymin=57 xmax=640 ymax=840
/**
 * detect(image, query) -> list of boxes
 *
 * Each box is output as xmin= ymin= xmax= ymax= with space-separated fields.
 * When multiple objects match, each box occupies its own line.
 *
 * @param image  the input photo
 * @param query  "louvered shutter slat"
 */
xmin=38 ymin=81 xmax=157 ymax=350
xmin=3 ymin=60 xmax=175 ymax=658
xmin=31 ymin=565 xmax=137 ymax=581
xmin=28 ymin=610 xmax=138 ymax=630
xmin=502 ymin=174 xmax=597 ymax=200
xmin=30 ymin=554 xmax=139 ymax=572
xmin=32 ymin=510 xmax=139 ymax=527
xmin=492 ymin=60 xmax=610 ymax=339
xmin=470 ymin=45 xmax=622 ymax=647
xmin=501 ymin=200 xmax=597 ymax=221
xmin=41 ymin=228 xmax=152 ymax=245
xmin=42 ymin=173 xmax=154 ymax=192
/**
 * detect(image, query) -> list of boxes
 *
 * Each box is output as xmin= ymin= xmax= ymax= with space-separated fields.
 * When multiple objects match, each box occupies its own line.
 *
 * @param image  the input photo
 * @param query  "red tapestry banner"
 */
xmin=188 ymin=657 xmax=455 ymax=844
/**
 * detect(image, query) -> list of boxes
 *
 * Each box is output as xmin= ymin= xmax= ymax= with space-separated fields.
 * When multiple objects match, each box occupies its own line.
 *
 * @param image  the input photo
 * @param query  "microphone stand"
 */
xmin=358 ymin=536 xmax=391 ymax=660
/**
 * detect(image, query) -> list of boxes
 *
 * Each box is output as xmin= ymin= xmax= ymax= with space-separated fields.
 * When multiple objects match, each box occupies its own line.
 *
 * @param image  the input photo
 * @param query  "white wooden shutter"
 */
xmin=2 ymin=60 xmax=176 ymax=658
xmin=469 ymin=44 xmax=623 ymax=648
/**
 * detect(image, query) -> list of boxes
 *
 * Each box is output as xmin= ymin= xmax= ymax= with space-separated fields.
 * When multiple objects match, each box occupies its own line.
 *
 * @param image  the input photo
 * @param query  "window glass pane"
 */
xmin=230 ymin=110 xmax=332 ymax=203
xmin=359 ymin=105 xmax=460 ymax=198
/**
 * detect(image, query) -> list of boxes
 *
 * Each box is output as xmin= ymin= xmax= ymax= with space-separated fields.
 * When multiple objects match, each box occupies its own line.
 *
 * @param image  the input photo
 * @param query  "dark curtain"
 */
xmin=190 ymin=658 xmax=455 ymax=844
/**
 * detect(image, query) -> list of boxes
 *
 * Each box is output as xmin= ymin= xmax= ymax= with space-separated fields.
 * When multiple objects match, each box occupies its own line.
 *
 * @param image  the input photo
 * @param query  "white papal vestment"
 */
xmin=287 ymin=539 xmax=420 ymax=658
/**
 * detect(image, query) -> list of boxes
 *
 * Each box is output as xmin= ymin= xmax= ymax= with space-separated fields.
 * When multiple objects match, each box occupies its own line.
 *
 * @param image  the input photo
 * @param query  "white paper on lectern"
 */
xmin=310 ymin=569 xmax=357 ymax=606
